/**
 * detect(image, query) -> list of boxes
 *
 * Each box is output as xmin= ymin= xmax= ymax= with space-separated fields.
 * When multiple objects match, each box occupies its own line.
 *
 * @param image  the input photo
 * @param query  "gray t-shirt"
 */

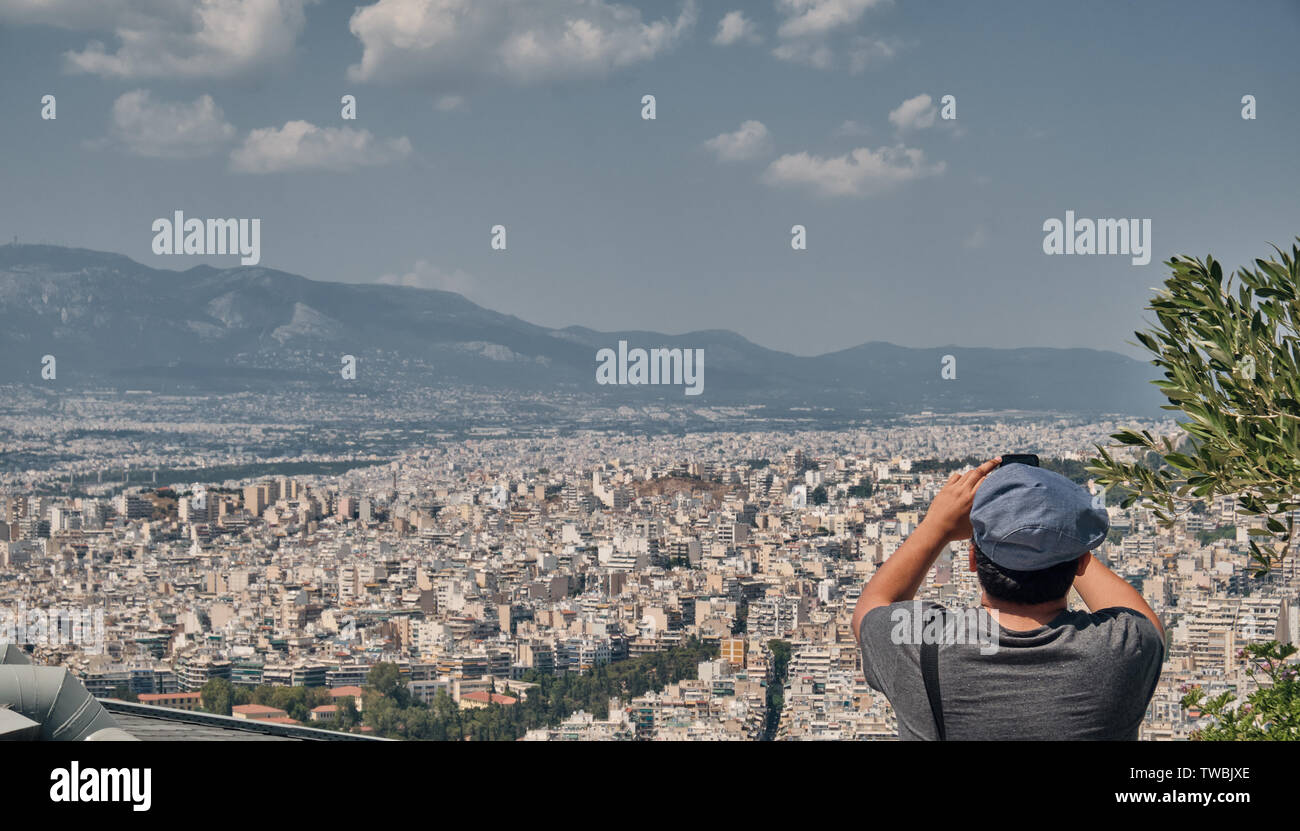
xmin=857 ymin=601 xmax=1164 ymax=740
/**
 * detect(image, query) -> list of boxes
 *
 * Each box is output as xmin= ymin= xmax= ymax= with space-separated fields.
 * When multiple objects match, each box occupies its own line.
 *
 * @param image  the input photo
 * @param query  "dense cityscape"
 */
xmin=4 ymin=407 xmax=1292 ymax=740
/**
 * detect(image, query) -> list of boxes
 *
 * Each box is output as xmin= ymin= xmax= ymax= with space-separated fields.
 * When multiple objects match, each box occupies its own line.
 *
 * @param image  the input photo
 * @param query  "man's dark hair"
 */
xmin=973 ymin=543 xmax=1081 ymax=605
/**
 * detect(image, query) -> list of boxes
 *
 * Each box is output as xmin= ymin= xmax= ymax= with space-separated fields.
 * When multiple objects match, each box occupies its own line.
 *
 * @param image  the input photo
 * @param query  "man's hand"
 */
xmin=852 ymin=457 xmax=1001 ymax=632
xmin=920 ymin=457 xmax=1001 ymax=544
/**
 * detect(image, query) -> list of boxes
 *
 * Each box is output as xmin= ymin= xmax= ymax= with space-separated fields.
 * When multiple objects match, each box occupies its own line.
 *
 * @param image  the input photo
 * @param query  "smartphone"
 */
xmin=999 ymin=454 xmax=1040 ymax=467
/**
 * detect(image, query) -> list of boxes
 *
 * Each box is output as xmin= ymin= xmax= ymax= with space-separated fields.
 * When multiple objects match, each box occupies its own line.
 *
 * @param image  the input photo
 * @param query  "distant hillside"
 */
xmin=0 ymin=244 xmax=1163 ymax=417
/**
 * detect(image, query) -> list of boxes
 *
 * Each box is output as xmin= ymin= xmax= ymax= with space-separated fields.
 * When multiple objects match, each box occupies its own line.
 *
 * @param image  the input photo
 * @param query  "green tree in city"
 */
xmin=768 ymin=639 xmax=792 ymax=677
xmin=1039 ymin=458 xmax=1089 ymax=484
xmin=200 ymin=677 xmax=234 ymax=715
xmin=110 ymin=684 xmax=139 ymax=703
xmin=338 ymin=696 xmax=360 ymax=730
xmin=810 ymin=485 xmax=828 ymax=506
xmin=347 ymin=640 xmax=718 ymax=740
xmin=764 ymin=640 xmax=792 ymax=741
xmin=1089 ymin=240 xmax=1300 ymax=576
xmin=231 ymin=685 xmax=253 ymax=707
xmin=1182 ymin=642 xmax=1300 ymax=740
xmin=731 ymin=601 xmax=748 ymax=635
xmin=367 ymin=661 xmax=409 ymax=706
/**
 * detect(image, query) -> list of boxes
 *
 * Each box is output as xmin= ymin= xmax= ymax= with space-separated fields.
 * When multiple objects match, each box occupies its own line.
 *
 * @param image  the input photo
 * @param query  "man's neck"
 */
xmin=980 ymin=594 xmax=1068 ymax=631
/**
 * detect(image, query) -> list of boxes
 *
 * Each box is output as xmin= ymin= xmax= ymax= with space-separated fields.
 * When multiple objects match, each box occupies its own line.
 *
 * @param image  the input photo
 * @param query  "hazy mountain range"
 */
xmin=0 ymin=244 xmax=1164 ymax=418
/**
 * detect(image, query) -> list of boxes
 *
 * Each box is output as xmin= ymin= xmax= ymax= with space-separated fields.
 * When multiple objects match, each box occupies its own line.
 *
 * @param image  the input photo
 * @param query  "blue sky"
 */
xmin=0 ymin=0 xmax=1296 ymax=358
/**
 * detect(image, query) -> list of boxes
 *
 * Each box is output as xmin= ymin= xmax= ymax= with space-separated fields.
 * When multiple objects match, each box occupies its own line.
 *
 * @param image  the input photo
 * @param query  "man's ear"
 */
xmin=968 ymin=541 xmax=977 ymax=572
xmin=1075 ymin=553 xmax=1090 ymax=576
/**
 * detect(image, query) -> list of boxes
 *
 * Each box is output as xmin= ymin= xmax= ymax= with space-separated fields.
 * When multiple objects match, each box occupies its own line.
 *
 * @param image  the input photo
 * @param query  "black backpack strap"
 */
xmin=920 ymin=640 xmax=946 ymax=741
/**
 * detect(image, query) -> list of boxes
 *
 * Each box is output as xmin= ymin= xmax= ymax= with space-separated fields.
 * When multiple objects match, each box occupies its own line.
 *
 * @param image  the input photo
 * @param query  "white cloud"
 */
xmin=714 ymin=10 xmax=760 ymax=45
xmin=434 ymin=94 xmax=464 ymax=111
xmin=704 ymin=120 xmax=772 ymax=162
xmin=761 ymin=144 xmax=945 ymax=197
xmin=888 ymin=94 xmax=936 ymax=131
xmin=771 ymin=0 xmax=895 ymax=72
xmin=105 ymin=89 xmax=235 ymax=158
xmin=230 ymin=121 xmax=412 ymax=173
xmin=378 ymin=260 xmax=475 ymax=297
xmin=347 ymin=0 xmax=696 ymax=86
xmin=847 ymin=35 xmax=897 ymax=73
xmin=775 ymin=0 xmax=888 ymax=39
xmin=0 ymin=0 xmax=315 ymax=80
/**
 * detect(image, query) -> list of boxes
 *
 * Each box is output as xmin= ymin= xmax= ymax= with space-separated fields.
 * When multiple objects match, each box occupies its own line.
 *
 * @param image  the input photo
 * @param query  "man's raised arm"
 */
xmin=851 ymin=457 xmax=1000 ymax=636
xmin=1072 ymin=551 xmax=1165 ymax=641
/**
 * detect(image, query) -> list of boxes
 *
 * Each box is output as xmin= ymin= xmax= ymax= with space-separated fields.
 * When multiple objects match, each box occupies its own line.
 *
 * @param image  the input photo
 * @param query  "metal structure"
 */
xmin=0 ymin=644 xmax=136 ymax=741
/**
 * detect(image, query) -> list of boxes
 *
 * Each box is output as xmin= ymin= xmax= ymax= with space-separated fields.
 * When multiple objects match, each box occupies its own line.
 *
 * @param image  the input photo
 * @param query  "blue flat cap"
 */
xmin=970 ymin=464 xmax=1109 ymax=571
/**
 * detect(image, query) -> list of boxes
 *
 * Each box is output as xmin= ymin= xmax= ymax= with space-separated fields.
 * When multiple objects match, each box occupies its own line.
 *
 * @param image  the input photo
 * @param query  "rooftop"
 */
xmin=101 ymin=700 xmax=388 ymax=741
